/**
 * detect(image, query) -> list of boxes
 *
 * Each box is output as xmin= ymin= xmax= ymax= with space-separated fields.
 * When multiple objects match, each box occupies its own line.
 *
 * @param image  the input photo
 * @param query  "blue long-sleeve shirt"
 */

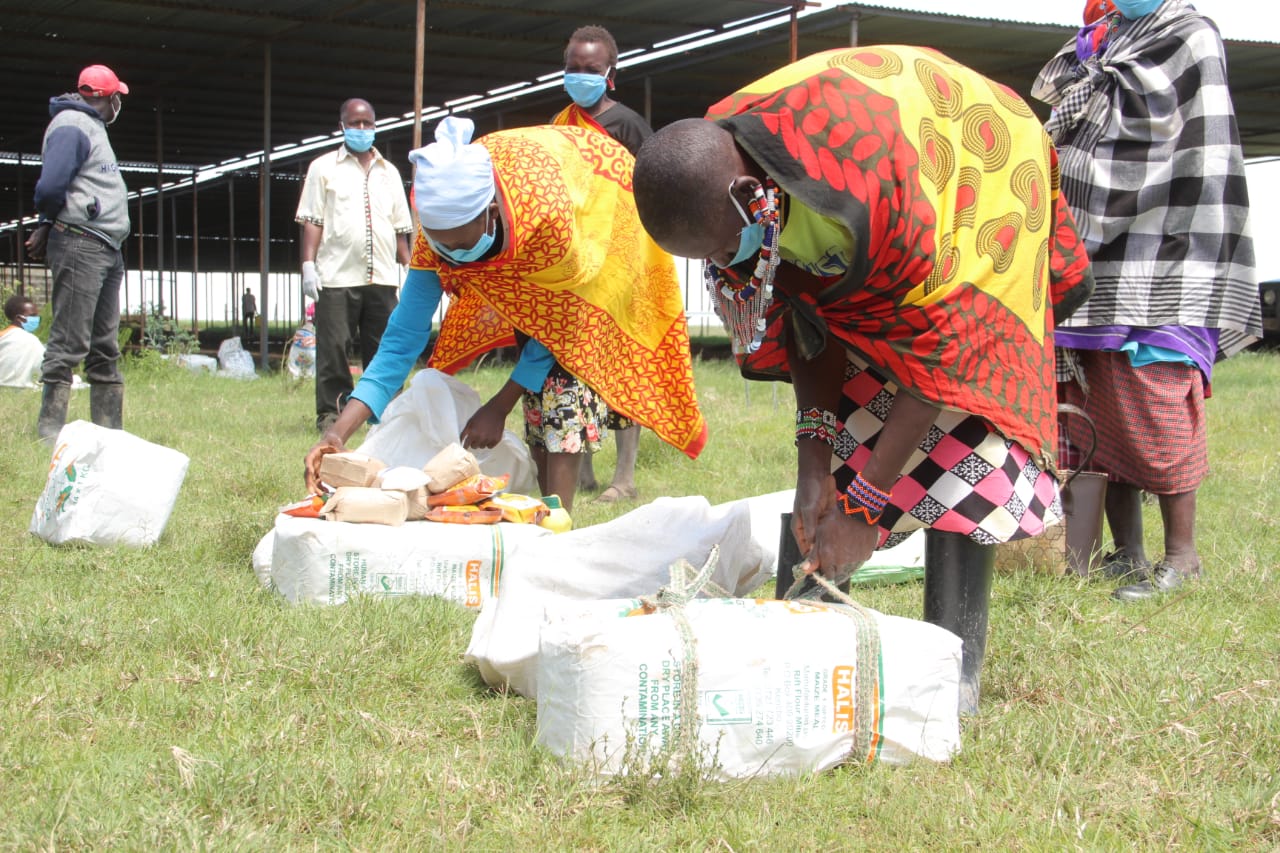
xmin=349 ymin=266 xmax=554 ymax=422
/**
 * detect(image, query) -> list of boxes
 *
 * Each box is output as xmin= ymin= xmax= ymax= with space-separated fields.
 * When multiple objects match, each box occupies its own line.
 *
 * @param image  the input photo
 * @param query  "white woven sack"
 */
xmin=268 ymin=515 xmax=551 ymax=607
xmin=536 ymin=597 xmax=961 ymax=778
xmin=30 ymin=420 xmax=190 ymax=547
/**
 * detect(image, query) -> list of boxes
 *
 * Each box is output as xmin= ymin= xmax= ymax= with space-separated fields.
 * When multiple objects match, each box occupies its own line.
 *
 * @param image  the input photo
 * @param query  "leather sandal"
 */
xmin=1111 ymin=561 xmax=1199 ymax=602
xmin=1097 ymin=549 xmax=1152 ymax=581
xmin=594 ymin=484 xmax=639 ymax=504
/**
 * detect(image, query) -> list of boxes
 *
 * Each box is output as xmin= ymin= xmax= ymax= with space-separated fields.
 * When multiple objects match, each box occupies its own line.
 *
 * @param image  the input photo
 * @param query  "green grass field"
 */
xmin=1 ymin=349 xmax=1277 ymax=849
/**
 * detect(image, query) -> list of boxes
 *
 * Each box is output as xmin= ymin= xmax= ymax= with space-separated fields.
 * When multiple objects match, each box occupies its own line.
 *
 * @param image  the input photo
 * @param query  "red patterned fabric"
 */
xmin=707 ymin=46 xmax=1093 ymax=468
xmin=1061 ymin=351 xmax=1207 ymax=493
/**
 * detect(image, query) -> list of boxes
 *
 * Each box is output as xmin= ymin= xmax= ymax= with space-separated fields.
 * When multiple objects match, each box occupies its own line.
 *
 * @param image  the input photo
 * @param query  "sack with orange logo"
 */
xmin=265 ymin=514 xmax=550 ymax=607
xmin=30 ymin=420 xmax=189 ymax=547
xmin=536 ymin=596 xmax=962 ymax=777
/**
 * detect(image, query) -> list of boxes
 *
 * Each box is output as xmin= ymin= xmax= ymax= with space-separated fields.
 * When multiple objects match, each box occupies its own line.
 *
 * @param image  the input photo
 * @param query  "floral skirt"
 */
xmin=523 ymin=360 xmax=609 ymax=454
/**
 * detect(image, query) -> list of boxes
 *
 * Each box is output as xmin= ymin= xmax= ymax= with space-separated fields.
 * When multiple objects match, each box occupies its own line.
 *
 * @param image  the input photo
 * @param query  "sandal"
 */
xmin=594 ymin=484 xmax=639 ymax=504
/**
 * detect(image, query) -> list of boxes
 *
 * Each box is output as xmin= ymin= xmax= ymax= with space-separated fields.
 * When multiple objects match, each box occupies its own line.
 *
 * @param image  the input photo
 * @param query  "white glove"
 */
xmin=301 ymin=261 xmax=321 ymax=300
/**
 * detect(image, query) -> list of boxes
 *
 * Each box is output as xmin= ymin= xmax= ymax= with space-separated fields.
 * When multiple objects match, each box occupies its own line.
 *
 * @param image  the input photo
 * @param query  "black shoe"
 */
xmin=1097 ymin=549 xmax=1152 ymax=581
xmin=1111 ymin=561 xmax=1197 ymax=602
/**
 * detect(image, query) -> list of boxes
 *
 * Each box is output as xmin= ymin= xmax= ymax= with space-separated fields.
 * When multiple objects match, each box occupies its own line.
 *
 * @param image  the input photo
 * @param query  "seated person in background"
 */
xmin=0 ymin=294 xmax=46 ymax=388
xmin=304 ymin=116 xmax=706 ymax=511
xmin=632 ymin=46 xmax=1093 ymax=714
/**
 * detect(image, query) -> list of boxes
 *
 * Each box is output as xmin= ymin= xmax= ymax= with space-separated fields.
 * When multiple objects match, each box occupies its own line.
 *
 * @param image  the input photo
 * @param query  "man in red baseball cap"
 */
xmin=77 ymin=64 xmax=129 ymax=98
xmin=25 ymin=64 xmax=131 ymax=441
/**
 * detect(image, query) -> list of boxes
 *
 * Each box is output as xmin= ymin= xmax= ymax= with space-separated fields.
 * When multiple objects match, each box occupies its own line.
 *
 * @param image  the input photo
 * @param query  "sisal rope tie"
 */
xmin=637 ymin=546 xmax=727 ymax=760
xmin=781 ymin=560 xmax=885 ymax=763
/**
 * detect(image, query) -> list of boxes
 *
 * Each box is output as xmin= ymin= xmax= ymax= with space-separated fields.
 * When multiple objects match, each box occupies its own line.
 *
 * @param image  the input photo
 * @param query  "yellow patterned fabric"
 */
xmin=551 ymin=103 xmax=607 ymax=135
xmin=412 ymin=124 xmax=706 ymax=459
xmin=706 ymin=46 xmax=1092 ymax=465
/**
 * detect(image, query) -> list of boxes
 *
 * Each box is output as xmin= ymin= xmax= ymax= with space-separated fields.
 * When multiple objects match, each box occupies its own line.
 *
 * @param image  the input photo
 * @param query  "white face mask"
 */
xmin=105 ymin=93 xmax=122 ymax=125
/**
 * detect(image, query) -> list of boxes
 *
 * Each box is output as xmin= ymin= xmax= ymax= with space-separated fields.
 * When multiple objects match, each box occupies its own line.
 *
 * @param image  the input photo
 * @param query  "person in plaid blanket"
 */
xmin=1033 ymin=0 xmax=1261 ymax=601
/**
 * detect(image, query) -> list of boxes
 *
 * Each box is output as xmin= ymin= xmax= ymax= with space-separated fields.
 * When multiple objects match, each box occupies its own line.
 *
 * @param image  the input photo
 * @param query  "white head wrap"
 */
xmin=408 ymin=116 xmax=495 ymax=230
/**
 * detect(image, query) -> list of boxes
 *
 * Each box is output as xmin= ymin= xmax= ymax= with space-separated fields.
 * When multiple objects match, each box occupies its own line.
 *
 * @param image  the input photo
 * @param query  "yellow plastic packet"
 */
xmin=485 ymin=493 xmax=549 ymax=525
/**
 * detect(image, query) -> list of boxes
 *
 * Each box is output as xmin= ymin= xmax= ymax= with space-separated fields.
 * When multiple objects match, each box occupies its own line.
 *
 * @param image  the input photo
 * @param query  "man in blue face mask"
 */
xmin=552 ymin=25 xmax=656 ymax=504
xmin=296 ymin=98 xmax=414 ymax=434
xmin=1 ymin=294 xmax=47 ymax=389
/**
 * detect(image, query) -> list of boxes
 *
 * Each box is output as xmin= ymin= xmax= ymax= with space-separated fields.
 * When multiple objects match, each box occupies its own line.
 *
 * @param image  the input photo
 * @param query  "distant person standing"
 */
xmin=1033 ymin=0 xmax=1260 ymax=601
xmin=296 ymin=98 xmax=413 ymax=433
xmin=25 ymin=64 xmax=130 ymax=440
xmin=0 ymin=294 xmax=46 ymax=388
xmin=552 ymin=25 xmax=653 ymax=504
xmin=241 ymin=287 xmax=257 ymax=340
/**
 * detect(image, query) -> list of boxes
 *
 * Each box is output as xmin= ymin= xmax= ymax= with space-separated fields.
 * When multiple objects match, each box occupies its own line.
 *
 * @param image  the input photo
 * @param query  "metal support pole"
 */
xmin=229 ymin=178 xmax=236 ymax=332
xmin=15 ymin=152 xmax=25 ymax=293
xmin=169 ymin=192 xmax=178 ymax=318
xmin=155 ymin=99 xmax=165 ymax=315
xmin=413 ymin=0 xmax=426 ymax=150
xmin=136 ymin=194 xmax=144 ymax=320
xmin=259 ymin=42 xmax=272 ymax=369
xmin=790 ymin=4 xmax=799 ymax=62
xmin=850 ymin=12 xmax=859 ymax=47
xmin=191 ymin=168 xmax=199 ymax=334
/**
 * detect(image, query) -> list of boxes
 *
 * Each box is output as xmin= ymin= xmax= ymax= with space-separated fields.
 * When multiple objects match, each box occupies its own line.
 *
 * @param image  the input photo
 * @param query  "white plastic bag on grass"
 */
xmin=358 ymin=368 xmax=535 ymax=494
xmin=464 ymin=495 xmax=771 ymax=697
xmin=251 ymin=522 xmax=278 ymax=588
xmin=30 ymin=420 xmax=189 ymax=547
xmin=217 ymin=336 xmax=257 ymax=380
xmin=536 ymin=596 xmax=961 ymax=778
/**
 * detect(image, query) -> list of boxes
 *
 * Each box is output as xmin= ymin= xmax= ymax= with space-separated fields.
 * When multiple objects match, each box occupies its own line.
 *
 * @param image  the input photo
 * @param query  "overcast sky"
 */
xmin=865 ymin=0 xmax=1278 ymax=41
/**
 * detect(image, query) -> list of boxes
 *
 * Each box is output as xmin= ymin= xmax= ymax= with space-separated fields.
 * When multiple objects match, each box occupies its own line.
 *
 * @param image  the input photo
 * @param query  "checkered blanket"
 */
xmin=1032 ymin=0 xmax=1261 ymax=355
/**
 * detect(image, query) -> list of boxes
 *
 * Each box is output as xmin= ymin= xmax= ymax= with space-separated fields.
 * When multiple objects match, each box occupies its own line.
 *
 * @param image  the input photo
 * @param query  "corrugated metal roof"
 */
xmin=1 ymin=0 xmax=1277 ymax=260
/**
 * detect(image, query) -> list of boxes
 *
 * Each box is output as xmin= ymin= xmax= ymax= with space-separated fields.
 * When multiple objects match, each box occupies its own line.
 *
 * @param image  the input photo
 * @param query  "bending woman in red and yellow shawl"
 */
xmin=634 ymin=46 xmax=1093 ymax=714
xmin=305 ymin=117 xmax=706 ymax=510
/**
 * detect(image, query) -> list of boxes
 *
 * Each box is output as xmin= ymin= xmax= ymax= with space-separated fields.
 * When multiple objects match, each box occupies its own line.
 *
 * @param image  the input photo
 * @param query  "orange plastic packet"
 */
xmin=423 ymin=505 xmax=504 ymax=524
xmin=280 ymin=493 xmax=327 ymax=518
xmin=426 ymin=473 xmax=510 ymax=508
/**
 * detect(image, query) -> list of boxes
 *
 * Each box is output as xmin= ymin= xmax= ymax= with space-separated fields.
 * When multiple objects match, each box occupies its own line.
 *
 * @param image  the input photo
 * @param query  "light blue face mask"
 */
xmin=563 ymin=70 xmax=609 ymax=109
xmin=343 ymin=127 xmax=376 ymax=153
xmin=429 ymin=210 xmax=495 ymax=264
xmin=711 ymin=183 xmax=764 ymax=269
xmin=1113 ymin=0 xmax=1162 ymax=18
xmin=21 ymin=315 xmax=39 ymax=333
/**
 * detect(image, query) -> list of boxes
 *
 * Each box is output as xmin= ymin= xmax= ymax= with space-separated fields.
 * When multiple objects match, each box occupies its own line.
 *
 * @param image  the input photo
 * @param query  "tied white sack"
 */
xmin=30 ymin=420 xmax=190 ymax=547
xmin=464 ymin=495 xmax=771 ymax=698
xmin=216 ymin=336 xmax=258 ymax=380
xmin=357 ymin=368 xmax=535 ymax=495
xmin=536 ymin=597 xmax=961 ymax=778
xmin=269 ymin=515 xmax=551 ymax=607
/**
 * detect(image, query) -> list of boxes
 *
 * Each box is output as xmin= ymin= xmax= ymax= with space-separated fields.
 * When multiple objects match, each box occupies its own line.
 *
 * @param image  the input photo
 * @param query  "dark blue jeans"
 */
xmin=314 ymin=283 xmax=398 ymax=427
xmin=41 ymin=228 xmax=125 ymax=387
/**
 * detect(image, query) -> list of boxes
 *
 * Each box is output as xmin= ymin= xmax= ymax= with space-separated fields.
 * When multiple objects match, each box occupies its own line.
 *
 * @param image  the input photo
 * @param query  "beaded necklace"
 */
xmin=703 ymin=178 xmax=781 ymax=355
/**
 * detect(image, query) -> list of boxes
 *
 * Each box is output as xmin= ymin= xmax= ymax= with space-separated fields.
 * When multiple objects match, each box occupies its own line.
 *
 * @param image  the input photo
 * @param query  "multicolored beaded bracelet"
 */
xmin=794 ymin=407 xmax=839 ymax=447
xmin=837 ymin=472 xmax=892 ymax=525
